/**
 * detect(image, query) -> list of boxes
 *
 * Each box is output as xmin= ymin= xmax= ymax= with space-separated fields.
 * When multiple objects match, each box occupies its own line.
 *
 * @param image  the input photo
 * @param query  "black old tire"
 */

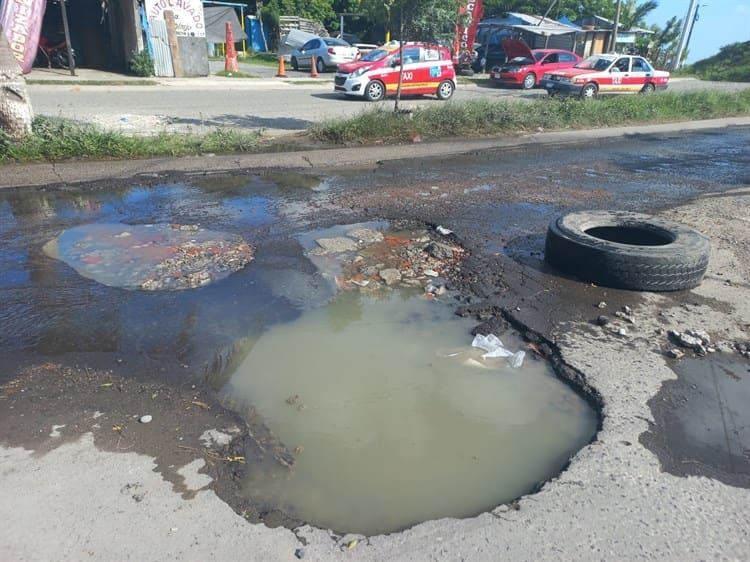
xmin=544 ymin=210 xmax=711 ymax=291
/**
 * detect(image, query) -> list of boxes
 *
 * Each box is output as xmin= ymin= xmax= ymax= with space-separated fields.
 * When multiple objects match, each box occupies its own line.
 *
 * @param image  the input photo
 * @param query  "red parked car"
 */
xmin=489 ymin=39 xmax=581 ymax=89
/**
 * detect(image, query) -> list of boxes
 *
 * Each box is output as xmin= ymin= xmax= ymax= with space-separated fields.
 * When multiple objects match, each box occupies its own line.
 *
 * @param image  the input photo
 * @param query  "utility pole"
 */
xmin=673 ymin=0 xmax=698 ymax=69
xmin=609 ymin=0 xmax=622 ymax=52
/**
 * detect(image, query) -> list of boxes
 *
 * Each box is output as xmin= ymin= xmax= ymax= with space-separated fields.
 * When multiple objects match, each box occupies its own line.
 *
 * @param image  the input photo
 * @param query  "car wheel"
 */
xmin=640 ymin=82 xmax=656 ymax=94
xmin=291 ymin=57 xmax=299 ymax=71
xmin=364 ymin=80 xmax=385 ymax=102
xmin=544 ymin=210 xmax=711 ymax=291
xmin=580 ymin=82 xmax=598 ymax=99
xmin=522 ymin=72 xmax=536 ymax=89
xmin=436 ymin=80 xmax=455 ymax=100
xmin=316 ymin=57 xmax=326 ymax=74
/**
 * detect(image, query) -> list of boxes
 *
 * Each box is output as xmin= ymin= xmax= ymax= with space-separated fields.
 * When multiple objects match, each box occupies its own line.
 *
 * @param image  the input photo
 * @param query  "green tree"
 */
xmin=360 ymin=0 xmax=461 ymax=43
xmin=640 ymin=15 xmax=681 ymax=68
xmin=481 ymin=0 xmax=617 ymax=20
xmin=618 ymin=0 xmax=658 ymax=30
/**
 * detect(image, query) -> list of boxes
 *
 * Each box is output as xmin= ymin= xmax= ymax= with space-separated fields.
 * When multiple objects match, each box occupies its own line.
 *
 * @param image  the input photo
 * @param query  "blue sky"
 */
xmin=645 ymin=1 xmax=750 ymax=63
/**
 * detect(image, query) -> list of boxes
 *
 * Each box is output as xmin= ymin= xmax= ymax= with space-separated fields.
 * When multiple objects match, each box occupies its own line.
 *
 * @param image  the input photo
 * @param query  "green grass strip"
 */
xmin=310 ymin=89 xmax=750 ymax=144
xmin=0 ymin=117 xmax=264 ymax=162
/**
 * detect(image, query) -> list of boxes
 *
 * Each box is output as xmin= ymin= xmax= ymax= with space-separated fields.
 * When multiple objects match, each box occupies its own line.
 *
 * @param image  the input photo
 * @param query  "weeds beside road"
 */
xmin=311 ymin=89 xmax=750 ymax=144
xmin=2 ymin=88 xmax=750 ymax=163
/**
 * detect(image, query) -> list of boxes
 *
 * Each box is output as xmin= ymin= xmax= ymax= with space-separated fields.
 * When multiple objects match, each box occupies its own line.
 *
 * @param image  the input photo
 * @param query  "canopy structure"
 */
xmin=203 ymin=3 xmax=247 ymax=55
xmin=204 ymin=6 xmax=247 ymax=42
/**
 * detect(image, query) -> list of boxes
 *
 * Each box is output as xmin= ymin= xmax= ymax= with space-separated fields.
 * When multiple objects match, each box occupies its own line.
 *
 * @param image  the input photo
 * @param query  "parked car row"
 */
xmin=290 ymin=35 xmax=669 ymax=102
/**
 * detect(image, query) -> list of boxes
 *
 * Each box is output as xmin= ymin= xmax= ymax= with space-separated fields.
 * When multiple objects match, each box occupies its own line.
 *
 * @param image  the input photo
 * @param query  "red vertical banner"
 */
xmin=453 ymin=0 xmax=483 ymax=56
xmin=0 ymin=0 xmax=47 ymax=73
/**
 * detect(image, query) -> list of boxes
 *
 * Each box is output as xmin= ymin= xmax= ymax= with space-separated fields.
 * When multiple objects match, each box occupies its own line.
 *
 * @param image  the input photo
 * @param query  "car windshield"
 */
xmin=533 ymin=52 xmax=545 ymax=61
xmin=361 ymin=48 xmax=390 ymax=62
xmin=575 ymin=56 xmax=614 ymax=71
xmin=509 ymin=56 xmax=533 ymax=64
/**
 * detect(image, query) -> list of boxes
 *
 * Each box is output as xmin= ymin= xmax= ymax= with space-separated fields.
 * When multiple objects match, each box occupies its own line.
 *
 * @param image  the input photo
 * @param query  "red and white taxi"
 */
xmin=542 ymin=54 xmax=670 ymax=98
xmin=334 ymin=42 xmax=456 ymax=102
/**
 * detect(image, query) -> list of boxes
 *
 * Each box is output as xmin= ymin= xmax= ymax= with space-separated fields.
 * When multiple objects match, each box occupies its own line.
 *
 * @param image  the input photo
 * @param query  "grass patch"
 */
xmin=0 ymin=116 xmax=265 ymax=163
xmin=215 ymin=70 xmax=260 ymax=78
xmin=310 ymin=89 xmax=750 ymax=144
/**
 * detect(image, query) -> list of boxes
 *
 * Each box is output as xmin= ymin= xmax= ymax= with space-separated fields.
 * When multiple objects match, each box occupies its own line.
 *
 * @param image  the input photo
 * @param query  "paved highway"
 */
xmin=26 ymin=62 xmax=749 ymax=137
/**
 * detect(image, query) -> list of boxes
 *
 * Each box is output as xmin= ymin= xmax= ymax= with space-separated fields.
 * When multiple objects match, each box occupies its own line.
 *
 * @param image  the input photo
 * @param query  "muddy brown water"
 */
xmin=222 ymin=290 xmax=597 ymax=535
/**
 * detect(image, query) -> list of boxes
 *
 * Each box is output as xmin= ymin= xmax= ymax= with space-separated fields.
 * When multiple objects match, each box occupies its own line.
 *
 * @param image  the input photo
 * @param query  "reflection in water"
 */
xmin=222 ymin=290 xmax=598 ymax=536
xmin=0 ymin=180 xmax=304 ymax=379
xmin=44 ymin=223 xmax=254 ymax=291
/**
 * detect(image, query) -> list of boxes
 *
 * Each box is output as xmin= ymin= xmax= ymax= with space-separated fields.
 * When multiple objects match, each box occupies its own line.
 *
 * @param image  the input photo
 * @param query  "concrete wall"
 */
xmin=177 ymin=36 xmax=209 ymax=76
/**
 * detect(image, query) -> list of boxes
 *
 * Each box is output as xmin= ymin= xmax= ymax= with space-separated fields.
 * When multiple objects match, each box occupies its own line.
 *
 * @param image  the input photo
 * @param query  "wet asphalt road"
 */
xmin=2 ymin=124 xmax=749 ymax=482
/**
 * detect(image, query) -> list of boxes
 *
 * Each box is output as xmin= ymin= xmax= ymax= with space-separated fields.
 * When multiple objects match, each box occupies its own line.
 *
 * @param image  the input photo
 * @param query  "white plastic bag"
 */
xmin=471 ymin=334 xmax=525 ymax=368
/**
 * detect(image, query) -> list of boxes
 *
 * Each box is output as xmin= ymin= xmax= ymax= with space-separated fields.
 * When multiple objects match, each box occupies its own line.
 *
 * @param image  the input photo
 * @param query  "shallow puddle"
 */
xmin=221 ymin=290 xmax=598 ymax=536
xmin=643 ymin=353 xmax=750 ymax=487
xmin=44 ymin=223 xmax=254 ymax=290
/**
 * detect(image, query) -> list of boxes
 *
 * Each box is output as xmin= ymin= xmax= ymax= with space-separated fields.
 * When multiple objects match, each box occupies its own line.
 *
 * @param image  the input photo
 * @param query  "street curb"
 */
xmin=2 ymin=117 xmax=749 ymax=189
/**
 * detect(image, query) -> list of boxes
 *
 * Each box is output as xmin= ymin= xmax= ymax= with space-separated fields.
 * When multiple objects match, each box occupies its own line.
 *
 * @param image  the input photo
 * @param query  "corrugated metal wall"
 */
xmin=148 ymin=19 xmax=174 ymax=77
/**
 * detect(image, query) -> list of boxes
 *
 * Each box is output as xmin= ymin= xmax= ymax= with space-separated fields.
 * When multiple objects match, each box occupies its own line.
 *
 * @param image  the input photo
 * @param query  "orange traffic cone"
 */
xmin=275 ymin=55 xmax=287 ymax=77
xmin=309 ymin=55 xmax=319 ymax=78
xmin=224 ymin=22 xmax=238 ymax=72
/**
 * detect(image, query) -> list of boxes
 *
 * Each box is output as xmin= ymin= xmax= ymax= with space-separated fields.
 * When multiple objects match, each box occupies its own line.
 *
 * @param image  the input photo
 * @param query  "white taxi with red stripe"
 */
xmin=542 ymin=54 xmax=669 ymax=99
xmin=335 ymin=42 xmax=456 ymax=102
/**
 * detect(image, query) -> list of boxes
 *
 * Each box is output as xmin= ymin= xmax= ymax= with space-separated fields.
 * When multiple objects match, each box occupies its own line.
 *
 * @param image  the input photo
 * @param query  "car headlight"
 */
xmin=351 ymin=66 xmax=370 ymax=78
xmin=506 ymin=67 xmax=521 ymax=73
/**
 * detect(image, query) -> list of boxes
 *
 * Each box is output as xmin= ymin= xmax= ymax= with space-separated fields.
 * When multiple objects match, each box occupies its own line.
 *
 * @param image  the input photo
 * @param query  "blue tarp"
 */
xmin=557 ymin=15 xmax=581 ymax=29
xmin=247 ymin=15 xmax=269 ymax=52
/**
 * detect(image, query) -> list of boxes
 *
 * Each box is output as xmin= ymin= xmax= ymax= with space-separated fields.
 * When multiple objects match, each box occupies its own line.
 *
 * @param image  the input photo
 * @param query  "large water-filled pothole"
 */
xmin=217 ymin=223 xmax=598 ymax=536
xmin=32 ymin=209 xmax=599 ymax=535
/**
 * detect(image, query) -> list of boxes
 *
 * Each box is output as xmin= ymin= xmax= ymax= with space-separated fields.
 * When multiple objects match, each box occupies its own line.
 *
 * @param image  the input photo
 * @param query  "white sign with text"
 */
xmin=145 ymin=0 xmax=206 ymax=37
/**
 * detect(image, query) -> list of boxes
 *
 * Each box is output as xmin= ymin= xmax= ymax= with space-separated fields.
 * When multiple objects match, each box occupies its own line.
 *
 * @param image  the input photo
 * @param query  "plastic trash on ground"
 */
xmin=471 ymin=333 xmax=526 ymax=368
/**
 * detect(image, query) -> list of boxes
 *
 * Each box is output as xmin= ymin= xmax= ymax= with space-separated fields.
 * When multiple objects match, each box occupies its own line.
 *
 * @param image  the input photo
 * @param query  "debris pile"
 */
xmin=307 ymin=226 xmax=464 ymax=298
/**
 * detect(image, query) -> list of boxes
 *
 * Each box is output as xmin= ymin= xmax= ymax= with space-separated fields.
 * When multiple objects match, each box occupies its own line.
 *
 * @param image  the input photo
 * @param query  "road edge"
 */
xmin=2 ymin=117 xmax=750 ymax=189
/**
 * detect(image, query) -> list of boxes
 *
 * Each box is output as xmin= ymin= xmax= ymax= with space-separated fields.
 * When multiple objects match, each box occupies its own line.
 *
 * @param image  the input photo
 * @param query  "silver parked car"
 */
xmin=291 ymin=37 xmax=360 ymax=73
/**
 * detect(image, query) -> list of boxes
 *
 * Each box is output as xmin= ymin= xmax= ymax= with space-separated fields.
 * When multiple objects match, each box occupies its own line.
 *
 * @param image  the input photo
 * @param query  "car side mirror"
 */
xmin=391 ymin=58 xmax=400 ymax=67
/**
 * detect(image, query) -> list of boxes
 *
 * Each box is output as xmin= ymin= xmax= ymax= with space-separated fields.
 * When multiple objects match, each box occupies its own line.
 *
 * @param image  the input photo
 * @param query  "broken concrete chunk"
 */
xmin=425 ymin=241 xmax=456 ymax=260
xmin=347 ymin=228 xmax=384 ymax=245
xmin=379 ymin=268 xmax=402 ymax=286
xmin=314 ymin=237 xmax=359 ymax=253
